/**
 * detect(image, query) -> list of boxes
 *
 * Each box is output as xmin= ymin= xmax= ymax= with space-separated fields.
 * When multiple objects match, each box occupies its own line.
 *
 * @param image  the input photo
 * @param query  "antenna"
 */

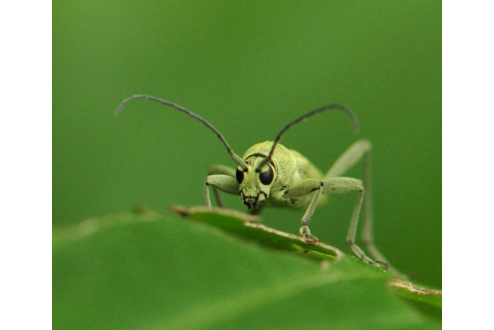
xmin=256 ymin=104 xmax=359 ymax=172
xmin=116 ymin=95 xmax=247 ymax=169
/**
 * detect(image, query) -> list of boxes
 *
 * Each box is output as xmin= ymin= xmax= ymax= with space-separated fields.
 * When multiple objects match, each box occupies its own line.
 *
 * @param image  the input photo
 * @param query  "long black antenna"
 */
xmin=116 ymin=95 xmax=247 ymax=169
xmin=256 ymin=104 xmax=359 ymax=172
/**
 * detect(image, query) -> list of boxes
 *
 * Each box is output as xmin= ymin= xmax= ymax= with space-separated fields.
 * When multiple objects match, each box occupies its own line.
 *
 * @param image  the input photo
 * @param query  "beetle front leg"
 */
xmin=204 ymin=174 xmax=239 ymax=208
xmin=207 ymin=165 xmax=236 ymax=207
xmin=284 ymin=179 xmax=324 ymax=244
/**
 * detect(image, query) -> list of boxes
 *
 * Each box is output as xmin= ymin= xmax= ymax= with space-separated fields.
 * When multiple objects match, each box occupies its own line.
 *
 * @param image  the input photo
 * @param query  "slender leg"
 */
xmin=204 ymin=181 xmax=212 ymax=208
xmin=324 ymin=140 xmax=404 ymax=275
xmin=325 ymin=140 xmax=374 ymax=245
xmin=284 ymin=179 xmax=325 ymax=244
xmin=283 ymin=175 xmax=384 ymax=267
xmin=325 ymin=141 xmax=375 ymax=250
xmin=362 ymin=149 xmax=408 ymax=277
xmin=360 ymin=151 xmax=396 ymax=272
xmin=212 ymin=188 xmax=224 ymax=208
xmin=325 ymin=139 xmax=371 ymax=179
xmin=204 ymin=174 xmax=239 ymax=208
xmin=300 ymin=183 xmax=324 ymax=244
xmin=207 ymin=165 xmax=236 ymax=207
xmin=324 ymin=177 xmax=381 ymax=265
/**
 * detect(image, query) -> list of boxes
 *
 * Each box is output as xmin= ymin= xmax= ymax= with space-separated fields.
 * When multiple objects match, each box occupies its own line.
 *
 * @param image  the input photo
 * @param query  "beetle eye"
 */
xmin=259 ymin=165 xmax=274 ymax=185
xmin=236 ymin=169 xmax=244 ymax=184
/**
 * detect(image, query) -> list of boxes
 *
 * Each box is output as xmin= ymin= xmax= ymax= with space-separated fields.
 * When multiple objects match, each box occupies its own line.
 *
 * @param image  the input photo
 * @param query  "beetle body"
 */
xmin=238 ymin=141 xmax=326 ymax=209
xmin=115 ymin=94 xmax=407 ymax=278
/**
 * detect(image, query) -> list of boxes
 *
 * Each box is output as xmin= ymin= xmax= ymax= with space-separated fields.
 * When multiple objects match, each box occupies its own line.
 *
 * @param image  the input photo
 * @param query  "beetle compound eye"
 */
xmin=259 ymin=165 xmax=274 ymax=185
xmin=236 ymin=169 xmax=244 ymax=183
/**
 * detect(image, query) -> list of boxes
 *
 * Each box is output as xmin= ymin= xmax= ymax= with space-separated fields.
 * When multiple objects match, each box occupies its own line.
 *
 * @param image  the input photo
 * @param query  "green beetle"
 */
xmin=116 ymin=95 xmax=403 ymax=276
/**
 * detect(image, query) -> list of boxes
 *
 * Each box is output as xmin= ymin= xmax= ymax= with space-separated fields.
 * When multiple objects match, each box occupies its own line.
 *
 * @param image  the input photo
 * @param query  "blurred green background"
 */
xmin=53 ymin=1 xmax=441 ymax=287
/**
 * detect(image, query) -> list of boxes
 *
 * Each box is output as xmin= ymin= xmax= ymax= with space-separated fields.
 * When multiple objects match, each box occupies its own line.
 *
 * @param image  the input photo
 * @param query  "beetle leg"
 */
xmin=204 ymin=174 xmax=239 ymax=208
xmin=207 ymin=165 xmax=236 ymax=207
xmin=284 ymin=179 xmax=324 ymax=244
xmin=325 ymin=140 xmax=405 ymax=276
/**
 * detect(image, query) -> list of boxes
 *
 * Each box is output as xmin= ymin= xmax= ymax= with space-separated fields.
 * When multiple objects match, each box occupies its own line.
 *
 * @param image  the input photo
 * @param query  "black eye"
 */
xmin=259 ymin=165 xmax=274 ymax=185
xmin=236 ymin=169 xmax=244 ymax=184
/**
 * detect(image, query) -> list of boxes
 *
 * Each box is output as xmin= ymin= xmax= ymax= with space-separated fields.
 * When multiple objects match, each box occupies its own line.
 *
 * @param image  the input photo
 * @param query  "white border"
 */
xmin=0 ymin=2 xmax=52 ymax=329
xmin=443 ymin=1 xmax=494 ymax=327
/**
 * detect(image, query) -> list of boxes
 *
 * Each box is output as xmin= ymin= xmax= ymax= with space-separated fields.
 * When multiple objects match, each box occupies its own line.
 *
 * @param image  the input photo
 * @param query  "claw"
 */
xmin=375 ymin=260 xmax=389 ymax=269
xmin=300 ymin=225 xmax=319 ymax=244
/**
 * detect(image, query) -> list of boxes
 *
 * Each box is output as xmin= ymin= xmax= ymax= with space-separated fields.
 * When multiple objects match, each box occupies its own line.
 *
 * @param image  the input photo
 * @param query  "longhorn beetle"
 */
xmin=116 ymin=95 xmax=403 ymax=276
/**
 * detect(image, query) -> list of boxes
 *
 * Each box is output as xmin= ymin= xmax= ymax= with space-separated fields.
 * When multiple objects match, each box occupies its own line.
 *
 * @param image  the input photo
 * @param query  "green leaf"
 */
xmin=53 ymin=208 xmax=441 ymax=330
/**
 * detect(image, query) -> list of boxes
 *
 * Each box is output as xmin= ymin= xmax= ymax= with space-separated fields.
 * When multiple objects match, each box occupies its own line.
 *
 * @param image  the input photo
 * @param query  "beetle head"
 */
xmin=236 ymin=157 xmax=275 ymax=210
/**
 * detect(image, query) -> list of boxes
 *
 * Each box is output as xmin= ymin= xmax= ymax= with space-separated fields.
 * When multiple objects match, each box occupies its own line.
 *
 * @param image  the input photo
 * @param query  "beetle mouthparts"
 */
xmin=243 ymin=195 xmax=261 ymax=210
